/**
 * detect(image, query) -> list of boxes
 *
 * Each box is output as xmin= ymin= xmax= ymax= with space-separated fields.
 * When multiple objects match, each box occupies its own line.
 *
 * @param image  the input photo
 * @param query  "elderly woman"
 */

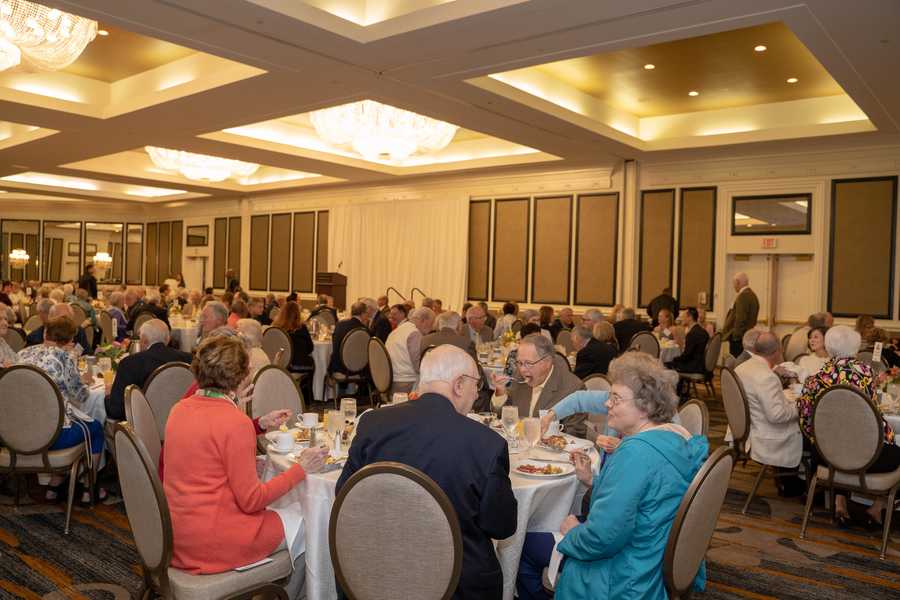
xmin=106 ymin=291 xmax=128 ymax=342
xmin=794 ymin=326 xmax=829 ymax=381
xmin=798 ymin=325 xmax=899 ymax=526
xmin=518 ymin=352 xmax=707 ymax=600
xmin=236 ymin=318 xmax=270 ymax=377
xmin=592 ymin=320 xmax=619 ymax=353
xmin=17 ymin=316 xmax=105 ymax=502
xmin=164 ymin=336 xmax=326 ymax=596
xmin=0 ymin=307 xmax=19 ymax=367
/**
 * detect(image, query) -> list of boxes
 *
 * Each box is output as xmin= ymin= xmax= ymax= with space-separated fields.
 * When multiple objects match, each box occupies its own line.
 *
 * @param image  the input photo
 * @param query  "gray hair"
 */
xmin=410 ymin=307 xmax=435 ymax=324
xmin=734 ymin=272 xmax=749 ymax=287
xmin=145 ymin=291 xmax=161 ymax=306
xmin=521 ymin=309 xmax=539 ymax=323
xmin=465 ymin=305 xmax=485 ymax=319
xmin=742 ymin=328 xmax=762 ymax=351
xmin=622 ymin=307 xmax=636 ymax=320
xmin=419 ymin=344 xmax=477 ymax=385
xmin=571 ymin=325 xmax=592 ymax=342
xmin=582 ymin=309 xmax=602 ymax=324
xmin=825 ymin=325 xmax=861 ymax=359
xmin=203 ymin=301 xmax=229 ymax=324
xmin=49 ymin=289 xmax=65 ymax=303
xmin=608 ymin=351 xmax=678 ymax=423
xmin=109 ymin=291 xmax=124 ymax=308
xmin=49 ymin=303 xmax=73 ymax=319
xmin=36 ymin=298 xmax=54 ymax=317
xmin=236 ymin=318 xmax=263 ymax=349
xmin=753 ymin=332 xmax=780 ymax=358
xmin=360 ymin=297 xmax=378 ymax=316
xmin=206 ymin=325 xmax=239 ymax=340
xmin=435 ymin=311 xmax=461 ymax=331
xmin=139 ymin=319 xmax=170 ymax=346
xmin=520 ymin=332 xmax=554 ymax=357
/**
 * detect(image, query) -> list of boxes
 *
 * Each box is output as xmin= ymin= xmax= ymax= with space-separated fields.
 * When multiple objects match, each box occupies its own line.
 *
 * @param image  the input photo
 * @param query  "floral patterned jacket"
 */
xmin=17 ymin=344 xmax=88 ymax=427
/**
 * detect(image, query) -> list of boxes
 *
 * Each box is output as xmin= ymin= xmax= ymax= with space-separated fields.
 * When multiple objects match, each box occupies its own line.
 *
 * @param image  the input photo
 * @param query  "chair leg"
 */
xmin=64 ymin=459 xmax=81 ymax=534
xmin=880 ymin=487 xmax=897 ymax=560
xmin=799 ymin=474 xmax=818 ymax=540
xmin=742 ymin=464 xmax=769 ymax=515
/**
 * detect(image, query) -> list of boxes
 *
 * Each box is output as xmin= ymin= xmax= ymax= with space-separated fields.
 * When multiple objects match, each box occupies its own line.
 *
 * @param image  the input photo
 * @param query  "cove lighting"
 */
xmin=2 ymin=172 xmax=97 ymax=190
xmin=125 ymin=186 xmax=187 ymax=198
xmin=9 ymin=81 xmax=83 ymax=102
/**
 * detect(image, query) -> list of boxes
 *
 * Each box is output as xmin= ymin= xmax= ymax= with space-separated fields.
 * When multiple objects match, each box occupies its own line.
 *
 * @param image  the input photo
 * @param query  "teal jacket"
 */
xmin=555 ymin=429 xmax=708 ymax=599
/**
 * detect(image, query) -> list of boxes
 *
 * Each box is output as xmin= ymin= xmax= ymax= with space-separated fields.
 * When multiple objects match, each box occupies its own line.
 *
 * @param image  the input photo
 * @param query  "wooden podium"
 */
xmin=315 ymin=272 xmax=347 ymax=310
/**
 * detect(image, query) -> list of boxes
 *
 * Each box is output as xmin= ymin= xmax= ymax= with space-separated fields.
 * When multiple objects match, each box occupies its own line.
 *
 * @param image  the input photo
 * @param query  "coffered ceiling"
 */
xmin=0 ymin=0 xmax=897 ymax=205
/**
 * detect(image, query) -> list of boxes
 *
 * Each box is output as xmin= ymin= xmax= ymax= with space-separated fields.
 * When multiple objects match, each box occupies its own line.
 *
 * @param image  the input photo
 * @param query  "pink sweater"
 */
xmin=164 ymin=393 xmax=304 ymax=573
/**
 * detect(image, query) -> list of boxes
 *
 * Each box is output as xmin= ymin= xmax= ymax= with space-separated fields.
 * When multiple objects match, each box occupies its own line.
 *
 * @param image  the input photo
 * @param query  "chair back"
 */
xmin=143 ymin=362 xmax=195 ymax=440
xmin=629 ymin=331 xmax=660 ymax=358
xmin=23 ymin=314 xmax=42 ymax=334
xmin=583 ymin=374 xmax=611 ymax=391
xmin=18 ymin=301 xmax=30 ymax=321
xmin=556 ymin=330 xmax=574 ymax=354
xmin=82 ymin=324 xmax=94 ymax=349
xmin=133 ymin=312 xmax=155 ymax=337
xmin=98 ymin=311 xmax=115 ymax=346
xmin=251 ymin=365 xmax=304 ymax=419
xmin=781 ymin=333 xmax=791 ymax=357
xmin=367 ymin=337 xmax=393 ymax=394
xmin=678 ymin=399 xmax=709 ymax=437
xmin=127 ymin=385 xmax=162 ymax=468
xmin=330 ymin=462 xmax=462 ymax=600
xmin=812 ymin=385 xmax=883 ymax=476
xmin=704 ymin=333 xmax=722 ymax=373
xmin=262 ymin=327 xmax=292 ymax=369
xmin=114 ymin=424 xmax=173 ymax=593
xmin=3 ymin=326 xmax=26 ymax=353
xmin=510 ymin=319 xmax=523 ymax=334
xmin=70 ymin=303 xmax=87 ymax=326
xmin=0 ymin=365 xmax=64 ymax=458
xmin=664 ymin=447 xmax=735 ymax=598
xmin=720 ymin=367 xmax=750 ymax=453
xmin=341 ymin=327 xmax=370 ymax=374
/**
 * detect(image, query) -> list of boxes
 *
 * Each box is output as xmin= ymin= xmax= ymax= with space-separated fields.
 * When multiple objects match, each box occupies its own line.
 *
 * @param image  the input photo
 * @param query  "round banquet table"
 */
xmin=658 ymin=339 xmax=682 ymax=364
xmin=263 ymin=430 xmax=595 ymax=600
xmin=169 ymin=323 xmax=199 ymax=353
xmin=884 ymin=413 xmax=900 ymax=440
xmin=312 ymin=340 xmax=332 ymax=402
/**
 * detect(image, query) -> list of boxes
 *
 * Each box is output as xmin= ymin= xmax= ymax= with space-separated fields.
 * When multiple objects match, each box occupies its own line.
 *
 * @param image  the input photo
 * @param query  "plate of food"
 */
xmin=266 ymin=428 xmax=312 ymax=444
xmin=539 ymin=434 xmax=594 ymax=453
xmin=514 ymin=460 xmax=575 ymax=478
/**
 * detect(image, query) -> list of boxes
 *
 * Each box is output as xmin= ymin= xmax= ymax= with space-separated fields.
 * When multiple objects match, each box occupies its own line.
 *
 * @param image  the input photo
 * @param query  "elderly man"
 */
xmin=386 ymin=306 xmax=435 ymax=393
xmin=26 ymin=301 xmax=91 ymax=353
xmin=478 ymin=301 xmax=497 ymax=329
xmin=613 ymin=307 xmax=651 ymax=354
xmin=388 ymin=303 xmax=408 ymax=329
xmin=376 ymin=295 xmax=390 ymax=315
xmin=735 ymin=332 xmax=803 ymax=494
xmin=363 ymin=297 xmax=392 ymax=343
xmin=726 ymin=328 xmax=762 ymax=369
xmin=422 ymin=311 xmax=476 ymax=359
xmin=198 ymin=301 xmax=229 ymax=343
xmin=722 ymin=272 xmax=760 ymax=358
xmin=492 ymin=333 xmax=587 ymax=437
xmin=465 ymin=304 xmax=494 ymax=344
xmin=337 ymin=345 xmax=517 ymax=599
xmin=571 ymin=324 xmax=616 ymax=379
xmin=551 ymin=307 xmax=575 ymax=339
xmin=580 ymin=308 xmax=603 ymax=332
xmin=106 ymin=319 xmax=192 ymax=421
xmin=309 ymin=293 xmax=338 ymax=324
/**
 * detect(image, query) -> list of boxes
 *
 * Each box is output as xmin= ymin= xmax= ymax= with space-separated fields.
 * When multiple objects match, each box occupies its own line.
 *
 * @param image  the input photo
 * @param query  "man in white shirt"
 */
xmin=385 ymin=307 xmax=435 ymax=393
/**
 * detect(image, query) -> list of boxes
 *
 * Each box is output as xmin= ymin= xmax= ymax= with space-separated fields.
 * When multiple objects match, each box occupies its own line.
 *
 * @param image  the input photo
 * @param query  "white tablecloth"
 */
xmin=659 ymin=342 xmax=682 ymax=364
xmin=312 ymin=340 xmax=332 ymax=402
xmin=170 ymin=325 xmax=198 ymax=353
xmin=264 ymin=433 xmax=592 ymax=600
xmin=83 ymin=381 xmax=107 ymax=423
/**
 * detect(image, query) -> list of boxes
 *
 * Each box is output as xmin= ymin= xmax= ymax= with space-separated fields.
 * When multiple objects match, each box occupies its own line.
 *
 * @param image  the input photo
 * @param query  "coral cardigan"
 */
xmin=163 ymin=392 xmax=305 ymax=574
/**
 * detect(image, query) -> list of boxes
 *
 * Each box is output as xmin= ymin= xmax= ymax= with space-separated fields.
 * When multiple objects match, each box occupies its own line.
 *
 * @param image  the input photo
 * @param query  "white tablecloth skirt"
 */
xmin=312 ymin=341 xmax=332 ymax=402
xmin=170 ymin=326 xmax=198 ymax=353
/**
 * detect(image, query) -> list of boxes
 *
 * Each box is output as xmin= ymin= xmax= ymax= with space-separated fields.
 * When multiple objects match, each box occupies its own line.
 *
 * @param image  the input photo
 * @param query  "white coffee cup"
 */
xmin=302 ymin=412 xmax=318 ymax=428
xmin=547 ymin=421 xmax=562 ymax=435
xmin=274 ymin=431 xmax=294 ymax=452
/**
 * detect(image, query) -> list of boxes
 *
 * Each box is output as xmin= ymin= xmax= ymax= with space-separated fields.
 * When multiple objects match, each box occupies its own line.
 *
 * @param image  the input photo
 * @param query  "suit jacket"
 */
xmin=670 ymin=324 xmax=710 ymax=374
xmin=369 ymin=310 xmax=392 ymax=343
xmin=421 ymin=328 xmax=477 ymax=360
xmin=550 ymin=319 xmax=573 ymax=342
xmin=722 ymin=288 xmax=759 ymax=342
xmin=26 ymin=325 xmax=90 ymax=355
xmin=129 ymin=304 xmax=170 ymax=332
xmin=573 ymin=338 xmax=617 ymax=379
xmin=336 ymin=394 xmax=517 ymax=599
xmin=613 ymin=318 xmax=652 ymax=355
xmin=504 ymin=355 xmax=587 ymax=437
xmin=328 ymin=317 xmax=366 ymax=374
xmin=734 ymin=354 xmax=802 ymax=467
xmin=466 ymin=325 xmax=493 ymax=344
xmin=646 ymin=293 xmax=679 ymax=326
xmin=106 ymin=342 xmax=192 ymax=420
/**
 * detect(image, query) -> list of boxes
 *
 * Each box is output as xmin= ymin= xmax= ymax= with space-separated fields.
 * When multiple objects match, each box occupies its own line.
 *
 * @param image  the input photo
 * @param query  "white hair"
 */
xmin=582 ymin=308 xmax=602 ymax=323
xmin=742 ymin=328 xmax=762 ymax=351
xmin=435 ymin=311 xmax=461 ymax=331
xmin=419 ymin=345 xmax=476 ymax=385
xmin=109 ymin=291 xmax=124 ymax=308
xmin=62 ymin=283 xmax=74 ymax=296
xmin=49 ymin=289 xmax=65 ymax=303
xmin=203 ymin=301 xmax=229 ymax=324
xmin=139 ymin=319 xmax=170 ymax=346
xmin=36 ymin=298 xmax=55 ymax=316
xmin=825 ymin=325 xmax=861 ymax=359
xmin=236 ymin=318 xmax=263 ymax=349
xmin=410 ymin=307 xmax=435 ymax=323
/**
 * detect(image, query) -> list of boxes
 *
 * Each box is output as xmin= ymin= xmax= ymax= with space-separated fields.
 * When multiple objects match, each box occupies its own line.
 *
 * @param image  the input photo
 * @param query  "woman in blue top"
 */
xmin=516 ymin=352 xmax=708 ymax=599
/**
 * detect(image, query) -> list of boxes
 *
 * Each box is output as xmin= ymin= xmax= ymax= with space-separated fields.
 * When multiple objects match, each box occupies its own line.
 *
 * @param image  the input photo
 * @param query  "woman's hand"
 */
xmin=571 ymin=451 xmax=593 ymax=486
xmin=559 ymin=515 xmax=581 ymax=536
xmin=594 ymin=435 xmax=621 ymax=454
xmin=259 ymin=409 xmax=292 ymax=430
xmin=540 ymin=409 xmax=557 ymax=436
xmin=296 ymin=446 xmax=328 ymax=474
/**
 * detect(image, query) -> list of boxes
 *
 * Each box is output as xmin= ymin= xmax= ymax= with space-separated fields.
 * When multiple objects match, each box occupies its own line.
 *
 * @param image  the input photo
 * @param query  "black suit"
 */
xmin=26 ymin=326 xmax=90 ymax=355
xmin=78 ymin=273 xmax=98 ymax=299
xmin=328 ymin=317 xmax=366 ymax=374
xmin=336 ymin=394 xmax=517 ymax=599
xmin=613 ymin=318 xmax=651 ymax=355
xmin=369 ymin=310 xmax=392 ymax=343
xmin=669 ymin=324 xmax=710 ymax=374
xmin=105 ymin=342 xmax=192 ymax=420
xmin=573 ymin=338 xmax=617 ymax=379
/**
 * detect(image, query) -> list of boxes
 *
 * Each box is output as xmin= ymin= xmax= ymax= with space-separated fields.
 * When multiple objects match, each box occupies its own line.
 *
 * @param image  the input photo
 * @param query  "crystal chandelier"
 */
xmin=145 ymin=146 xmax=260 ymax=183
xmin=0 ymin=0 xmax=98 ymax=72
xmin=92 ymin=250 xmax=112 ymax=271
xmin=8 ymin=247 xmax=29 ymax=269
xmin=309 ymin=100 xmax=458 ymax=163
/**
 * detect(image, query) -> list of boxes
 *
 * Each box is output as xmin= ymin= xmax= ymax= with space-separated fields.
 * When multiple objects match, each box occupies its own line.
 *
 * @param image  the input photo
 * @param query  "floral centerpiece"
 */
xmin=501 ymin=329 xmax=517 ymax=346
xmin=876 ymin=366 xmax=900 ymax=391
xmin=94 ymin=342 xmax=129 ymax=370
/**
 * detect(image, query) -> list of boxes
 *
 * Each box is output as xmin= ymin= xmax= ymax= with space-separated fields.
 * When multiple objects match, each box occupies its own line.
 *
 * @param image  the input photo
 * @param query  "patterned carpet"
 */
xmin=1 ymin=388 xmax=898 ymax=599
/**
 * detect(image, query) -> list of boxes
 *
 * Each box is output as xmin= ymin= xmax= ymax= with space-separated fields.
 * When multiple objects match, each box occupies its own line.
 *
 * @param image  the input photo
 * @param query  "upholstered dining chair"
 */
xmin=330 ymin=462 xmax=463 ymax=600
xmin=629 ymin=331 xmax=660 ymax=358
xmin=70 ymin=303 xmax=87 ymax=327
xmin=143 ymin=362 xmax=196 ymax=441
xmin=677 ymin=399 xmax=710 ymax=437
xmin=555 ymin=330 xmax=574 ymax=354
xmin=583 ymin=373 xmax=611 ymax=391
xmin=127 ymin=385 xmax=162 ymax=470
xmin=2 ymin=326 xmax=26 ymax=353
xmin=114 ymin=424 xmax=293 ymax=600
xmin=663 ymin=446 xmax=735 ymax=599
xmin=262 ymin=327 xmax=292 ymax=369
xmin=23 ymin=314 xmax=42 ymax=334
xmin=133 ymin=312 xmax=156 ymax=338
xmin=678 ymin=333 xmax=722 ymax=400
xmin=367 ymin=337 xmax=393 ymax=406
xmin=326 ymin=328 xmax=371 ymax=408
xmin=800 ymin=385 xmax=900 ymax=559
xmin=98 ymin=311 xmax=115 ymax=346
xmin=0 ymin=365 xmax=89 ymax=534
xmin=251 ymin=365 xmax=305 ymax=419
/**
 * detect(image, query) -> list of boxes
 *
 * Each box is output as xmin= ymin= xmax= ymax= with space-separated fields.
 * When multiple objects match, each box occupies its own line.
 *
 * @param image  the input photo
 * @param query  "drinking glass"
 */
xmin=501 ymin=406 xmax=519 ymax=448
xmin=522 ymin=417 xmax=541 ymax=454
xmin=326 ymin=409 xmax=343 ymax=453
xmin=340 ymin=398 xmax=357 ymax=423
xmin=491 ymin=395 xmax=506 ymax=420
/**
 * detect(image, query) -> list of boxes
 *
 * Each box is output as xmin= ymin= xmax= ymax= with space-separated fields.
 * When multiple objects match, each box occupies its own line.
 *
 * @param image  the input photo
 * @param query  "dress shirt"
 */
xmin=528 ymin=365 xmax=554 ymax=417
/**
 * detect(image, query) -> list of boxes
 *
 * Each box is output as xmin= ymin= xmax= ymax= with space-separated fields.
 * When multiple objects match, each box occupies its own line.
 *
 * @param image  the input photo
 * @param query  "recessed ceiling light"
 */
xmin=644 ymin=63 xmax=655 ymax=70
xmin=97 ymin=29 xmax=109 ymax=36
xmin=786 ymin=77 xmax=799 ymax=83
xmin=754 ymin=45 xmax=767 ymax=52
xmin=688 ymin=90 xmax=699 ymax=97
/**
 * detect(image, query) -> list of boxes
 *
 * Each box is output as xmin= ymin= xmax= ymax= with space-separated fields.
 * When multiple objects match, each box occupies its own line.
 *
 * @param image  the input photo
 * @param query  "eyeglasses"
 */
xmin=607 ymin=391 xmax=633 ymax=407
xmin=458 ymin=373 xmax=484 ymax=391
xmin=515 ymin=354 xmax=550 ymax=370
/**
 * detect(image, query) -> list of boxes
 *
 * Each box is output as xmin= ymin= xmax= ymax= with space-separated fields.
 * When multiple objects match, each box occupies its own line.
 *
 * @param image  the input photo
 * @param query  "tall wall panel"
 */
xmin=638 ymin=189 xmax=675 ymax=307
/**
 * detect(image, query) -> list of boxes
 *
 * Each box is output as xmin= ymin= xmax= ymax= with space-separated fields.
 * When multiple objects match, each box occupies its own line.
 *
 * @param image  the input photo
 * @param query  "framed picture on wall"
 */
xmin=186 ymin=225 xmax=209 ymax=247
xmin=731 ymin=193 xmax=811 ymax=235
xmin=67 ymin=242 xmax=80 ymax=257
xmin=85 ymin=243 xmax=98 ymax=255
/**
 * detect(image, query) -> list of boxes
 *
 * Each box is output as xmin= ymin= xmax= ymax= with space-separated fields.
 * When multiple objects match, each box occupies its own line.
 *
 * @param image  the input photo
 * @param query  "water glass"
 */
xmin=522 ymin=417 xmax=541 ymax=452
xmin=501 ymin=405 xmax=519 ymax=448
xmin=340 ymin=398 xmax=357 ymax=423
xmin=326 ymin=409 xmax=343 ymax=452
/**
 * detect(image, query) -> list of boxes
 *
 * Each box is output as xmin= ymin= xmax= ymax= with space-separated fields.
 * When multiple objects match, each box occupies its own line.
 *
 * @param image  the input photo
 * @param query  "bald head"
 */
xmin=733 ymin=272 xmax=749 ymax=292
xmin=139 ymin=319 xmax=170 ymax=347
xmin=753 ymin=331 xmax=782 ymax=366
xmin=418 ymin=345 xmax=480 ymax=414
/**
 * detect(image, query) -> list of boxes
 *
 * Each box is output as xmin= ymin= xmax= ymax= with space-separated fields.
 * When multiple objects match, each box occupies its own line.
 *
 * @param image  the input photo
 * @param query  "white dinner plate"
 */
xmin=513 ymin=460 xmax=575 ymax=478
xmin=294 ymin=421 xmax=324 ymax=430
xmin=267 ymin=442 xmax=294 ymax=455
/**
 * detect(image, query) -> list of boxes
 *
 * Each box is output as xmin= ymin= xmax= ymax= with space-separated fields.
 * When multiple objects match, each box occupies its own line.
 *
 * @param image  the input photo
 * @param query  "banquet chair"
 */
xmin=367 ymin=337 xmax=393 ymax=406
xmin=677 ymin=400 xmax=709 ymax=437
xmin=511 ymin=319 xmax=523 ymax=334
xmin=326 ymin=328 xmax=371 ymax=408
xmin=629 ymin=331 xmax=660 ymax=358
xmin=0 ymin=365 xmax=89 ymax=534
xmin=262 ymin=327 xmax=292 ymax=369
xmin=98 ymin=311 xmax=115 ymax=346
xmin=143 ymin=362 xmax=196 ymax=441
xmin=133 ymin=312 xmax=156 ymax=338
xmin=24 ymin=314 xmax=42 ymax=334
xmin=663 ymin=447 xmax=735 ymax=599
xmin=678 ymin=334 xmax=722 ymax=400
xmin=251 ymin=365 xmax=305 ymax=419
xmin=114 ymin=424 xmax=293 ymax=600
xmin=330 ymin=462 xmax=462 ymax=600
xmin=583 ymin=374 xmax=611 ymax=391
xmin=18 ymin=301 xmax=31 ymax=322
xmin=3 ymin=326 xmax=26 ymax=353
xmin=127 ymin=385 xmax=162 ymax=471
xmin=556 ymin=330 xmax=574 ymax=354
xmin=781 ymin=333 xmax=791 ymax=358
xmin=70 ymin=304 xmax=87 ymax=327
xmin=800 ymin=385 xmax=900 ymax=559
xmin=82 ymin=324 xmax=94 ymax=349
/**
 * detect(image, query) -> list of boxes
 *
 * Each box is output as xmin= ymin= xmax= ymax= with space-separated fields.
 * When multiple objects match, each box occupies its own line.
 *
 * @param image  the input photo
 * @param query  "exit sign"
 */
xmin=761 ymin=238 xmax=778 ymax=249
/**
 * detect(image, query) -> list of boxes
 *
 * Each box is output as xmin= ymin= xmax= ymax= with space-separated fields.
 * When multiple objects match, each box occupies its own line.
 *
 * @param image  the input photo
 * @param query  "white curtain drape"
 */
xmin=328 ymin=197 xmax=469 ymax=310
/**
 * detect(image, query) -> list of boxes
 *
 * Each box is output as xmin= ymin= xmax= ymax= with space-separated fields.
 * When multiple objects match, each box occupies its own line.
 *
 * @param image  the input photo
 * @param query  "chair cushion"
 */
xmin=167 ymin=549 xmax=293 ymax=600
xmin=0 ymin=445 xmax=83 ymax=469
xmin=816 ymin=464 xmax=900 ymax=492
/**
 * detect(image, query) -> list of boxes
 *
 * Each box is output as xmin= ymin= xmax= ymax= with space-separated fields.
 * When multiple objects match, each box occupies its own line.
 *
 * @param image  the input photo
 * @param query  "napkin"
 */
xmin=547 ymin=532 xmax=565 ymax=588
